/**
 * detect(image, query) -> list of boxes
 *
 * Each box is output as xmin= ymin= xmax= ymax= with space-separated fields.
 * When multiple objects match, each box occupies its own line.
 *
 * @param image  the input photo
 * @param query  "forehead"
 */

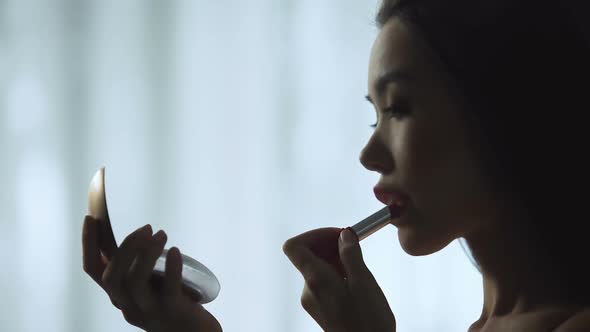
xmin=368 ymin=18 xmax=432 ymax=91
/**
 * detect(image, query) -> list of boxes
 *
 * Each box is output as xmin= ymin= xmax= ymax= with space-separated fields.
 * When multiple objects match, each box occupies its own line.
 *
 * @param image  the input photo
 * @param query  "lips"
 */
xmin=373 ymin=186 xmax=409 ymax=207
xmin=373 ymin=186 xmax=409 ymax=221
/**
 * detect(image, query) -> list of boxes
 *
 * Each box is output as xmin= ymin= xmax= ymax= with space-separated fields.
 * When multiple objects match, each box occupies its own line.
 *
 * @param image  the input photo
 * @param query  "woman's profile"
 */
xmin=82 ymin=0 xmax=590 ymax=330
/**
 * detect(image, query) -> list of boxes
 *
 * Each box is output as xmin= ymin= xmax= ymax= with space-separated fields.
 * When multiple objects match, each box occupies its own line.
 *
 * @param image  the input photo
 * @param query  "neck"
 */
xmin=464 ymin=215 xmax=581 ymax=321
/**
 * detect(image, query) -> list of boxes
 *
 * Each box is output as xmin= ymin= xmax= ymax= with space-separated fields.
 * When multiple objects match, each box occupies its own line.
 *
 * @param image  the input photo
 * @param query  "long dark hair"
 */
xmin=376 ymin=0 xmax=590 ymax=300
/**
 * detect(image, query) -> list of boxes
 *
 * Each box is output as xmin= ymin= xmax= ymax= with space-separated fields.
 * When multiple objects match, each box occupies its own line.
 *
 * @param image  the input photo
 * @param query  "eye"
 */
xmin=369 ymin=102 xmax=410 ymax=128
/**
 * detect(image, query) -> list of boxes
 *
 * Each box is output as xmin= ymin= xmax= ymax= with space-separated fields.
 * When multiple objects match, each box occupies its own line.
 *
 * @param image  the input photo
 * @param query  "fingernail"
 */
xmin=153 ymin=230 xmax=167 ymax=243
xmin=339 ymin=228 xmax=355 ymax=245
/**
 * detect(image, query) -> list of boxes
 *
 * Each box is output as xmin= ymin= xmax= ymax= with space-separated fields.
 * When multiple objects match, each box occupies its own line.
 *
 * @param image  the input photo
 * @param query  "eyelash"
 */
xmin=370 ymin=104 xmax=409 ymax=128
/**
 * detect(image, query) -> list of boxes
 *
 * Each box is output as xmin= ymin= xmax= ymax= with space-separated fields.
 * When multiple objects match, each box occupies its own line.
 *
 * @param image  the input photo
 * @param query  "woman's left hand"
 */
xmin=283 ymin=227 xmax=396 ymax=332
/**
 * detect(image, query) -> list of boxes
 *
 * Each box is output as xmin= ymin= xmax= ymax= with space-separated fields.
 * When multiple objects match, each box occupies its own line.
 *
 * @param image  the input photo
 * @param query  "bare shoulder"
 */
xmin=469 ymin=307 xmax=590 ymax=332
xmin=554 ymin=308 xmax=590 ymax=332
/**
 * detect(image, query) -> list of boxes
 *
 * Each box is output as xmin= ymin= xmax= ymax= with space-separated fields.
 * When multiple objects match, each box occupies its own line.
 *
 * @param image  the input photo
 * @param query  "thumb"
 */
xmin=338 ymin=227 xmax=370 ymax=281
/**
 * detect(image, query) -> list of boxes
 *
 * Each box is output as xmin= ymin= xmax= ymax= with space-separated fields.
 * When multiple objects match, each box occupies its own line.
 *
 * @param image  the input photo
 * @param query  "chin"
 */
xmin=397 ymin=226 xmax=454 ymax=256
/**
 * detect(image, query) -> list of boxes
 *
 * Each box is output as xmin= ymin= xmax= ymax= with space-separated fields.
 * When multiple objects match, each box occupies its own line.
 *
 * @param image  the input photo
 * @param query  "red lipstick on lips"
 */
xmin=374 ymin=186 xmax=408 ymax=221
xmin=373 ymin=186 xmax=408 ymax=206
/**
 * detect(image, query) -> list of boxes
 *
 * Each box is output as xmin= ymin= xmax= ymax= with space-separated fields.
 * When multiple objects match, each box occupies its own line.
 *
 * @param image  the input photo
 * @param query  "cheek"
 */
xmin=396 ymin=121 xmax=490 ymax=230
xmin=395 ymin=121 xmax=452 ymax=197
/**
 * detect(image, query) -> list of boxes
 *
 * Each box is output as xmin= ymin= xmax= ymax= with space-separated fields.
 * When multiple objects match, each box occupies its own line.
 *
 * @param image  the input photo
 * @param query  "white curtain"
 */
xmin=0 ymin=1 xmax=483 ymax=331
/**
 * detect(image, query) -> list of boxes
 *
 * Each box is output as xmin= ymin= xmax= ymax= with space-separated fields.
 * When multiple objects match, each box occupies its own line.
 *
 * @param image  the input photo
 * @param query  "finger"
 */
xmin=339 ymin=228 xmax=386 ymax=311
xmin=82 ymin=216 xmax=107 ymax=285
xmin=338 ymin=228 xmax=373 ymax=283
xmin=163 ymin=246 xmax=183 ymax=304
xmin=192 ymin=305 xmax=223 ymax=332
xmin=284 ymin=243 xmax=346 ymax=303
xmin=102 ymin=224 xmax=152 ymax=307
xmin=284 ymin=241 xmax=339 ymax=281
xmin=300 ymin=283 xmax=332 ymax=330
xmin=127 ymin=230 xmax=167 ymax=314
xmin=283 ymin=229 xmax=342 ymax=278
xmin=300 ymin=283 xmax=351 ymax=332
xmin=82 ymin=216 xmax=123 ymax=309
xmin=97 ymin=216 xmax=118 ymax=259
xmin=283 ymin=227 xmax=342 ymax=249
xmin=284 ymin=227 xmax=346 ymax=276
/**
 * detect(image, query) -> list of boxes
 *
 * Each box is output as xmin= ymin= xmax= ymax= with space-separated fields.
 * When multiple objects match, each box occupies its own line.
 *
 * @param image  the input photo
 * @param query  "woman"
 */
xmin=82 ymin=0 xmax=590 ymax=330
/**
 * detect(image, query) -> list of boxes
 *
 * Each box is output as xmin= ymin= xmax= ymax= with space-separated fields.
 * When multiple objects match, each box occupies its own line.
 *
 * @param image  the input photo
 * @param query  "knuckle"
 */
xmin=121 ymin=308 xmax=142 ymax=326
xmin=110 ymin=297 xmax=121 ymax=309
xmin=102 ymin=273 xmax=120 ymax=297
xmin=300 ymin=291 xmax=315 ymax=313
xmin=282 ymin=239 xmax=295 ymax=255
xmin=101 ymin=271 xmax=113 ymax=288
xmin=82 ymin=262 xmax=92 ymax=275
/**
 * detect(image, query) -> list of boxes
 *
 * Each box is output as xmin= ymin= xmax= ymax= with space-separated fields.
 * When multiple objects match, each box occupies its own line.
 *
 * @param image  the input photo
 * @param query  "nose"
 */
xmin=359 ymin=131 xmax=393 ymax=174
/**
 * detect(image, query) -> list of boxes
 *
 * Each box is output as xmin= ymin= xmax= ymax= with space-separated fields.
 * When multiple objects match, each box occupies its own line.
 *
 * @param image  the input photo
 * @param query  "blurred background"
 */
xmin=0 ymin=1 xmax=482 ymax=331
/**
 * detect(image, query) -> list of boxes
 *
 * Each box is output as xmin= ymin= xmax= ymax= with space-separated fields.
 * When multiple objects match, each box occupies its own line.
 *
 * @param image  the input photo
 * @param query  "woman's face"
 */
xmin=360 ymin=17 xmax=501 ymax=255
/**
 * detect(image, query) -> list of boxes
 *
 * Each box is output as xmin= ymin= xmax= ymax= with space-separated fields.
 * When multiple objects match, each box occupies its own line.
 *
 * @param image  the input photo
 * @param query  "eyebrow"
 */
xmin=365 ymin=69 xmax=412 ymax=104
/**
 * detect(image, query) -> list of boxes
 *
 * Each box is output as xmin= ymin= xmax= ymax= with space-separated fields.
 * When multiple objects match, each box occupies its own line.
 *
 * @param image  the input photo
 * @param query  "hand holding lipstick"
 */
xmin=283 ymin=228 xmax=396 ymax=332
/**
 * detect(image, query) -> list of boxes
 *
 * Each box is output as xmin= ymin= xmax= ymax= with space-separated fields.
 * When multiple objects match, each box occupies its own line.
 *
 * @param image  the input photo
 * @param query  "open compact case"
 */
xmin=87 ymin=167 xmax=221 ymax=304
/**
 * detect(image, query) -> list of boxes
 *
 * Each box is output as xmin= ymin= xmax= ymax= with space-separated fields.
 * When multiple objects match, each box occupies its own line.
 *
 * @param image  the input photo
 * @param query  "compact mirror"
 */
xmin=87 ymin=167 xmax=221 ymax=303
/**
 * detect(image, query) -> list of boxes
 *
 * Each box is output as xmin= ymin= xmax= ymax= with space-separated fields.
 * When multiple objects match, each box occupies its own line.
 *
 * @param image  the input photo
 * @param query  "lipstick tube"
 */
xmin=350 ymin=206 xmax=391 ymax=241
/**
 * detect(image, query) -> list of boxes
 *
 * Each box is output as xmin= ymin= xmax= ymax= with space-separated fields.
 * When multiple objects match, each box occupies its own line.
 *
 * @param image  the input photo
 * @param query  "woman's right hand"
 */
xmin=283 ymin=227 xmax=396 ymax=332
xmin=82 ymin=215 xmax=222 ymax=332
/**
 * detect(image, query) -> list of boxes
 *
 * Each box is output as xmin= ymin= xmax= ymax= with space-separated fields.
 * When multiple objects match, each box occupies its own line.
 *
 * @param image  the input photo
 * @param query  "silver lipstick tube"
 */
xmin=350 ymin=206 xmax=391 ymax=241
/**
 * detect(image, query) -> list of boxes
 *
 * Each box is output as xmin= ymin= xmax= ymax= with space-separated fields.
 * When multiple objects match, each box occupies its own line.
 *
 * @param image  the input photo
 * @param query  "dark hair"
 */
xmin=376 ymin=0 xmax=590 ymax=300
